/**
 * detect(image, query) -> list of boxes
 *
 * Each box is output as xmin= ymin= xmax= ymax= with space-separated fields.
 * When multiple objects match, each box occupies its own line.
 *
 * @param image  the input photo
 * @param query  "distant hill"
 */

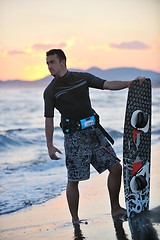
xmin=0 ymin=67 xmax=160 ymax=88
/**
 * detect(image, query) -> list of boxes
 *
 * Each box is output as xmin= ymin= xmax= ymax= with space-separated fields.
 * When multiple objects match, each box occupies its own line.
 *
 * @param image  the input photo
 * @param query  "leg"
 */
xmin=66 ymin=180 xmax=80 ymax=223
xmin=108 ymin=163 xmax=126 ymax=217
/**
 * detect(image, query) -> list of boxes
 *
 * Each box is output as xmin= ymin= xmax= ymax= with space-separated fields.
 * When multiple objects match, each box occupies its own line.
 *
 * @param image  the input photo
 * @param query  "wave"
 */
xmin=0 ymin=153 xmax=66 ymax=215
xmin=0 ymin=180 xmax=66 ymax=215
xmin=152 ymin=129 xmax=160 ymax=135
xmin=109 ymin=129 xmax=123 ymax=139
xmin=0 ymin=127 xmax=62 ymax=150
xmin=1 ymin=126 xmax=159 ymax=151
xmin=0 ymin=127 xmax=122 ymax=150
xmin=0 ymin=134 xmax=19 ymax=149
xmin=0 ymin=154 xmax=65 ymax=176
xmin=0 ymin=133 xmax=33 ymax=150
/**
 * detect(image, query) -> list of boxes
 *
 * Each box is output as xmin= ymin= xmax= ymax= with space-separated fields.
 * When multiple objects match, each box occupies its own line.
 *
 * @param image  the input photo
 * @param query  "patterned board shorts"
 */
xmin=64 ymin=127 xmax=120 ymax=181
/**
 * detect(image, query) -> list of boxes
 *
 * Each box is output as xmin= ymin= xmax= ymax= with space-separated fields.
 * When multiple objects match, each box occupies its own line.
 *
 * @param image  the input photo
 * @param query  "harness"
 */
xmin=60 ymin=112 xmax=114 ymax=145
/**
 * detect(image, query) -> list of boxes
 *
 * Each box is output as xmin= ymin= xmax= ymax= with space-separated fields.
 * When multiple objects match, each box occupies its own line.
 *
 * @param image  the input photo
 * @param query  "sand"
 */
xmin=0 ymin=145 xmax=160 ymax=240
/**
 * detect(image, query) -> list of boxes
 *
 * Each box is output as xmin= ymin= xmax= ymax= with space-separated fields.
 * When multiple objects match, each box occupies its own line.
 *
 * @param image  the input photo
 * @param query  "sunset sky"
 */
xmin=0 ymin=0 xmax=160 ymax=81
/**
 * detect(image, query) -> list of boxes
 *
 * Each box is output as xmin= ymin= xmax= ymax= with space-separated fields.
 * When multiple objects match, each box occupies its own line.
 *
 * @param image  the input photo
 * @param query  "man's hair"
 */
xmin=46 ymin=49 xmax=66 ymax=62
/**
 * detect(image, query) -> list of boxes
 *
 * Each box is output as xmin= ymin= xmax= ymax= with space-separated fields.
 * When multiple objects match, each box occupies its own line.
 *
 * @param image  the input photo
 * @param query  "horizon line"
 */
xmin=0 ymin=66 xmax=160 ymax=82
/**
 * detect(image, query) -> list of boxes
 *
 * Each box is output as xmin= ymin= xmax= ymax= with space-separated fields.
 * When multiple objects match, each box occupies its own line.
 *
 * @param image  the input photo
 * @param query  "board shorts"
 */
xmin=64 ymin=127 xmax=120 ymax=181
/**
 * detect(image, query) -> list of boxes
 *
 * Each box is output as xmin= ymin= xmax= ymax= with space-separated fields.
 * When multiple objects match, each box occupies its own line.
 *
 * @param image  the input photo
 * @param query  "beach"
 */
xmin=0 ymin=87 xmax=159 ymax=239
xmin=0 ymin=144 xmax=160 ymax=240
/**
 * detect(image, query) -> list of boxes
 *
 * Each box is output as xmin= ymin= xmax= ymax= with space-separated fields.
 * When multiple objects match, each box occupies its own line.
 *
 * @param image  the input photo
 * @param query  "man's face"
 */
xmin=46 ymin=54 xmax=64 ymax=77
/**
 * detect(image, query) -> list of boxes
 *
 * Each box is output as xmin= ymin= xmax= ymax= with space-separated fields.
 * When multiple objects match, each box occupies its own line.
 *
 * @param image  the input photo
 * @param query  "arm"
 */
xmin=103 ymin=80 xmax=129 ymax=90
xmin=45 ymin=117 xmax=62 ymax=160
xmin=103 ymin=77 xmax=147 ymax=90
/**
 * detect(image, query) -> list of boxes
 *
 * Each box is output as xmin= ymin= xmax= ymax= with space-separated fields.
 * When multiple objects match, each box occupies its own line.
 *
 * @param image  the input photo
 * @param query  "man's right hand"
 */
xmin=48 ymin=145 xmax=62 ymax=160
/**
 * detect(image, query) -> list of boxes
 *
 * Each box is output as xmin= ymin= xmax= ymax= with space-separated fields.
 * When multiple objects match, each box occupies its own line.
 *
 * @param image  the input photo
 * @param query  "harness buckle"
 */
xmin=79 ymin=116 xmax=96 ymax=130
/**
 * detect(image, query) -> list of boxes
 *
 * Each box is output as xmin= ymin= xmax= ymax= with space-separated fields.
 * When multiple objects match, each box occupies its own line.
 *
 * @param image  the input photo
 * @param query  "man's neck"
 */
xmin=54 ymin=69 xmax=68 ymax=78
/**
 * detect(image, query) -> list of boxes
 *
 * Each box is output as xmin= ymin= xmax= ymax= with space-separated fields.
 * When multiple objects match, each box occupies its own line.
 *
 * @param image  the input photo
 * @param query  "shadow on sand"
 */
xmin=113 ymin=206 xmax=160 ymax=240
xmin=71 ymin=206 xmax=160 ymax=240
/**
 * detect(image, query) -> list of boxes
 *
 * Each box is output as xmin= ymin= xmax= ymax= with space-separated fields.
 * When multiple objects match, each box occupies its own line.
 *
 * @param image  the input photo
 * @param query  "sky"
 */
xmin=0 ymin=0 xmax=160 ymax=81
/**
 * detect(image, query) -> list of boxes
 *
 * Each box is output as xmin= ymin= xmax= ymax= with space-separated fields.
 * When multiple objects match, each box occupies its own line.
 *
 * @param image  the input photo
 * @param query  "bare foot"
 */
xmin=112 ymin=207 xmax=127 ymax=218
xmin=72 ymin=219 xmax=88 ymax=226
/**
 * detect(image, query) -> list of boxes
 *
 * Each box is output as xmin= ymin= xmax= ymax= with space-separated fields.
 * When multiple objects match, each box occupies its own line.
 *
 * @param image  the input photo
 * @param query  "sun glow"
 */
xmin=0 ymin=0 xmax=159 ymax=81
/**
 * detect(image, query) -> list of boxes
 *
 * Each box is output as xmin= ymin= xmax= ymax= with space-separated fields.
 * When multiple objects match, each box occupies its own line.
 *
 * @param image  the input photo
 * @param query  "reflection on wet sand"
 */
xmin=129 ymin=208 xmax=160 ymax=240
xmin=73 ymin=224 xmax=86 ymax=240
xmin=113 ymin=207 xmax=160 ymax=240
xmin=113 ymin=218 xmax=129 ymax=240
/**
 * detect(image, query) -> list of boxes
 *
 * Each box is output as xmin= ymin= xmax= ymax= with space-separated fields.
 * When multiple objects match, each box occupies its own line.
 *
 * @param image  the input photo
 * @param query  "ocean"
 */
xmin=0 ymin=86 xmax=159 ymax=215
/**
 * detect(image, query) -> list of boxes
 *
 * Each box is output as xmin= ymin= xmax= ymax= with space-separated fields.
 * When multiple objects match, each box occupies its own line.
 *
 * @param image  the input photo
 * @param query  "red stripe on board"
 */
xmin=132 ymin=129 xmax=141 ymax=142
xmin=132 ymin=161 xmax=142 ymax=175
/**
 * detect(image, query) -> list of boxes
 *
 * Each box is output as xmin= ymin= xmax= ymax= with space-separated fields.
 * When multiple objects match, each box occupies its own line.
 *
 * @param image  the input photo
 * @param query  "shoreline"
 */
xmin=0 ymin=144 xmax=160 ymax=240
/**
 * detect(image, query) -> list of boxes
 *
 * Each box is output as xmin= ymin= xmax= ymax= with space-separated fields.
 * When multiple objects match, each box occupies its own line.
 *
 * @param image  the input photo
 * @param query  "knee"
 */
xmin=109 ymin=163 xmax=122 ymax=175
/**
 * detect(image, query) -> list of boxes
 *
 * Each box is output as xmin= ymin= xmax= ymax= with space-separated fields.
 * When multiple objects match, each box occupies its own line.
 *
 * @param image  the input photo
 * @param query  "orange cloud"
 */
xmin=3 ymin=38 xmax=75 ymax=57
xmin=8 ymin=50 xmax=27 ymax=55
xmin=109 ymin=41 xmax=150 ymax=50
xmin=32 ymin=42 xmax=66 ymax=51
xmin=89 ymin=41 xmax=150 ymax=52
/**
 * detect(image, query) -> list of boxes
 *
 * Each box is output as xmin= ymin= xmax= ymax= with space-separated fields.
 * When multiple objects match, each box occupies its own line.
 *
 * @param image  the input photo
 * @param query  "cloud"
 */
xmin=109 ymin=41 xmax=150 ymax=50
xmin=6 ymin=48 xmax=32 ymax=56
xmin=32 ymin=42 xmax=66 ymax=51
xmin=5 ymin=43 xmax=66 ymax=57
xmin=32 ymin=37 xmax=75 ymax=51
xmin=4 ymin=38 xmax=76 ymax=57
xmin=8 ymin=50 xmax=27 ymax=55
xmin=89 ymin=41 xmax=149 ymax=52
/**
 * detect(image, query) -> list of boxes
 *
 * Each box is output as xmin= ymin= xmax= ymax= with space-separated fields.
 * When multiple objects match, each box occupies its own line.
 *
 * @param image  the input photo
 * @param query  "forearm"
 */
xmin=45 ymin=117 xmax=54 ymax=149
xmin=103 ymin=80 xmax=130 ymax=90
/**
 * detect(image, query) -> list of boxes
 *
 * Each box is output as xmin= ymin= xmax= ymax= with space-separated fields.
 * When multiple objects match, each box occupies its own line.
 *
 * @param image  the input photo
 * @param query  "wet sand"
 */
xmin=0 ymin=144 xmax=160 ymax=240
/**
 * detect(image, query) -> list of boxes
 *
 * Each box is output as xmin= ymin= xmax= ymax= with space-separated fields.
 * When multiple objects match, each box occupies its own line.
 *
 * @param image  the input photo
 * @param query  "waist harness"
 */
xmin=60 ymin=112 xmax=114 ymax=145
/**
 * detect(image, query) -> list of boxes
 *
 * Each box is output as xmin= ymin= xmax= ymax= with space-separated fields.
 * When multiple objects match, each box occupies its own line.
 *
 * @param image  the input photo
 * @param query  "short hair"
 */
xmin=46 ymin=49 xmax=66 ymax=62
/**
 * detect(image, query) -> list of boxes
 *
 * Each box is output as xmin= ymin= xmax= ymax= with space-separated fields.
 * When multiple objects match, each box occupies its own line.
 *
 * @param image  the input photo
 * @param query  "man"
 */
xmin=43 ymin=49 xmax=144 ymax=224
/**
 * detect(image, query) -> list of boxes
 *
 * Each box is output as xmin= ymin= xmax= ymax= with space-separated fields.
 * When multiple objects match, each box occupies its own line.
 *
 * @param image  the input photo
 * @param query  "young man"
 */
xmin=43 ymin=49 xmax=145 ymax=224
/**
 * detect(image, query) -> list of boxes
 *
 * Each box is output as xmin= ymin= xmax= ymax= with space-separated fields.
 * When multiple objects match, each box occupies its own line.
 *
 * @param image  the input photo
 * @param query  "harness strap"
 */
xmin=97 ymin=123 xmax=114 ymax=145
xmin=60 ymin=112 xmax=114 ymax=145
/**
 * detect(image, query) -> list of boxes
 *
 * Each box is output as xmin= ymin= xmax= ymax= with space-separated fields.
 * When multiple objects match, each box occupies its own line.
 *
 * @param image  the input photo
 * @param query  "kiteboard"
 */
xmin=123 ymin=78 xmax=152 ymax=218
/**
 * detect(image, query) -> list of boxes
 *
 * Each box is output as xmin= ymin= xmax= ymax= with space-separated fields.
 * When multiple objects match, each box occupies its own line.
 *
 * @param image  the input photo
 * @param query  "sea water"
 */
xmin=0 ymin=86 xmax=159 ymax=215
